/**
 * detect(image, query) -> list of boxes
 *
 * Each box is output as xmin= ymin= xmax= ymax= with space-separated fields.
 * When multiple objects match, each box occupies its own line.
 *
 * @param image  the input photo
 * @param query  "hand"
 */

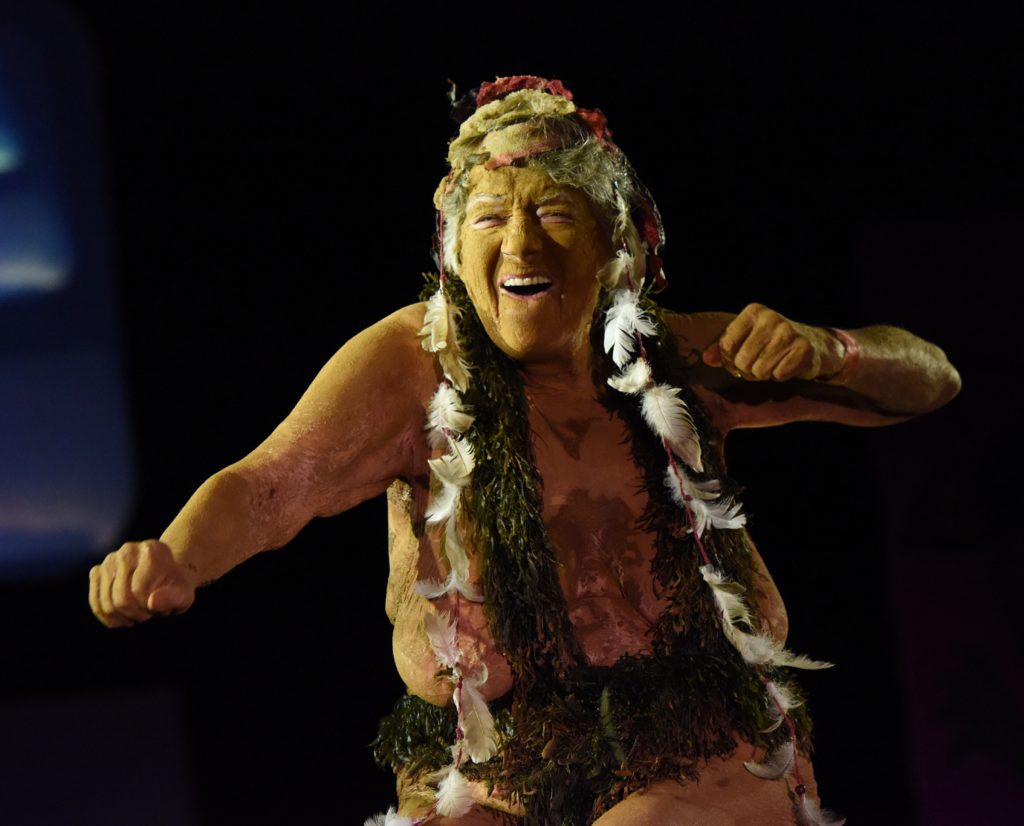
xmin=701 ymin=303 xmax=844 ymax=382
xmin=89 ymin=539 xmax=196 ymax=628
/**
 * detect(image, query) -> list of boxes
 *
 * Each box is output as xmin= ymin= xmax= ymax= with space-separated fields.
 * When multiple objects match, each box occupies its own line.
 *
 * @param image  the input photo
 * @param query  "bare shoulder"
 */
xmin=313 ymin=303 xmax=436 ymax=396
xmin=236 ymin=302 xmax=437 ymax=515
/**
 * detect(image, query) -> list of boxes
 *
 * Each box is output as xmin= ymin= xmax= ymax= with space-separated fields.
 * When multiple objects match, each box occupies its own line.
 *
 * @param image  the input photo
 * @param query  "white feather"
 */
xmin=765 ymin=645 xmax=834 ymax=671
xmin=700 ymin=566 xmax=832 ymax=670
xmin=419 ymin=290 xmax=470 ymax=391
xmin=733 ymin=628 xmax=833 ymax=671
xmin=419 ymin=290 xmax=449 ymax=353
xmin=455 ymin=679 xmax=498 ymax=763
xmin=438 ymin=348 xmax=471 ymax=394
xmin=743 ymin=739 xmax=795 ymax=780
xmin=425 ymin=479 xmax=459 ymax=525
xmin=414 ymin=570 xmax=484 ymax=603
xmin=429 ymin=441 xmax=475 ymax=485
xmin=607 ymin=358 xmax=652 ymax=394
xmin=426 ymin=383 xmax=474 ymax=448
xmin=424 ymin=611 xmax=461 ymax=670
xmin=435 ymin=767 xmax=474 ymax=818
xmin=362 ymin=807 xmax=414 ymax=826
xmin=603 ymin=289 xmax=657 ymax=367
xmin=641 ymin=383 xmax=703 ymax=472
xmin=596 ymin=248 xmax=634 ymax=290
xmin=665 ymin=467 xmax=746 ymax=538
xmin=443 ymin=515 xmax=471 ymax=583
xmin=425 ymin=442 xmax=475 ymax=524
xmin=612 ymin=193 xmax=631 ymax=246
xmin=414 ymin=576 xmax=448 ymax=600
xmin=685 ymin=476 xmax=723 ymax=500
xmin=798 ymin=796 xmax=846 ymax=826
xmin=699 ymin=565 xmax=755 ymax=628
xmin=763 ymin=679 xmax=802 ymax=733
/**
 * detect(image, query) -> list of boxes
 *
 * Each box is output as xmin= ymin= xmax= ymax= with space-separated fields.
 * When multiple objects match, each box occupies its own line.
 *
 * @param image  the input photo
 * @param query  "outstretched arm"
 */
xmin=89 ymin=304 xmax=435 ymax=627
xmin=670 ymin=303 xmax=961 ymax=430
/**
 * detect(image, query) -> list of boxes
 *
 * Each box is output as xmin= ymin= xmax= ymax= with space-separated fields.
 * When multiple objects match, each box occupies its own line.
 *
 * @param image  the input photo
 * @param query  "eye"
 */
xmin=470 ymin=213 xmax=505 ymax=228
xmin=539 ymin=210 xmax=573 ymax=224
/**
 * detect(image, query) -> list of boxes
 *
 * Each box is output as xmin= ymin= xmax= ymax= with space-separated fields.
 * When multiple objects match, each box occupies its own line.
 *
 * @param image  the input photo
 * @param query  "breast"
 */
xmin=386 ymin=479 xmax=514 ymax=706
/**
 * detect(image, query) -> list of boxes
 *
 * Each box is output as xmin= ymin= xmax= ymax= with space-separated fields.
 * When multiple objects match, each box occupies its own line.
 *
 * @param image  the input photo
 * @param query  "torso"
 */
xmin=526 ymin=384 xmax=668 ymax=666
xmin=385 ymin=323 xmax=788 ymax=707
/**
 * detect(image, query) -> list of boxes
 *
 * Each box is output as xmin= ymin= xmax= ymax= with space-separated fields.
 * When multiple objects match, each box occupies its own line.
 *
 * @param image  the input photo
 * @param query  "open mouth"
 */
xmin=501 ymin=276 xmax=553 ymax=298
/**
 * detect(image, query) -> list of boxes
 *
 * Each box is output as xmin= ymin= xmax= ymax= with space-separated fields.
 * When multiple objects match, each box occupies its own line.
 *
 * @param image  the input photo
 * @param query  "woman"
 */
xmin=91 ymin=77 xmax=960 ymax=825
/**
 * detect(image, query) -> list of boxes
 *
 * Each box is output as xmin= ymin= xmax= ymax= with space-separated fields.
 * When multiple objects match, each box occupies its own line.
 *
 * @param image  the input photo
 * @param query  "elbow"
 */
xmin=942 ymin=363 xmax=962 ymax=405
xmin=921 ymin=352 xmax=962 ymax=414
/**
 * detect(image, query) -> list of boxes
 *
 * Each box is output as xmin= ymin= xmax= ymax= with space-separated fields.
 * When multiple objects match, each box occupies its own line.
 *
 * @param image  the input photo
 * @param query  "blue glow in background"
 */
xmin=0 ymin=9 xmax=133 ymax=573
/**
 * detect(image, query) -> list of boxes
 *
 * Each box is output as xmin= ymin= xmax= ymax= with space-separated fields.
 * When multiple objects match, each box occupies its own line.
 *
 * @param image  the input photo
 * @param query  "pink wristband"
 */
xmin=822 ymin=328 xmax=860 ymax=384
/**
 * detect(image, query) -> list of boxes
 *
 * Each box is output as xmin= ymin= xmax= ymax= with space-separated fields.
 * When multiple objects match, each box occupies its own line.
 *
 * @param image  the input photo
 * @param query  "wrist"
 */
xmin=817 ymin=328 xmax=860 ymax=384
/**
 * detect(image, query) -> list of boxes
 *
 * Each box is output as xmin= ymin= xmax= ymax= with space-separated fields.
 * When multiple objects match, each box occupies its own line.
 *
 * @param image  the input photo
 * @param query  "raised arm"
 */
xmin=669 ymin=303 xmax=961 ymax=431
xmin=89 ymin=304 xmax=435 ymax=627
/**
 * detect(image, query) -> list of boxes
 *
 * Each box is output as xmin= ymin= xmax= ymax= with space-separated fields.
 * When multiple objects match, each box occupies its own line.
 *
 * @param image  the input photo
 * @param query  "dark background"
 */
xmin=1 ymin=4 xmax=1021 ymax=824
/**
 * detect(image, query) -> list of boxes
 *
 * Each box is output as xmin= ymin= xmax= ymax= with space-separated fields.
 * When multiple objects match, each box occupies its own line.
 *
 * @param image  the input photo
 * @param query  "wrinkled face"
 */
xmin=457 ymin=164 xmax=612 ymax=367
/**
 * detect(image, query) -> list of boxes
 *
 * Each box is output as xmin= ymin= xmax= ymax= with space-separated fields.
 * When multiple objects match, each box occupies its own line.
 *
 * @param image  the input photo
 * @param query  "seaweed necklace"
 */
xmin=367 ymin=262 xmax=844 ymax=825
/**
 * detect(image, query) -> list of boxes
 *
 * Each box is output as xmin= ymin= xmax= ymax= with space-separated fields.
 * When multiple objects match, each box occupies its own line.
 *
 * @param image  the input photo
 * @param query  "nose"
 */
xmin=501 ymin=210 xmax=543 ymax=263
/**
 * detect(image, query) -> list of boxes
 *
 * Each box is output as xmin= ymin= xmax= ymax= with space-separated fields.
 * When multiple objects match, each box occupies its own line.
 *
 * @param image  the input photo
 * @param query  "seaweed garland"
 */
xmin=367 ymin=72 xmax=843 ymax=824
xmin=600 ymin=263 xmax=844 ymax=824
xmin=369 ymin=274 xmax=834 ymax=826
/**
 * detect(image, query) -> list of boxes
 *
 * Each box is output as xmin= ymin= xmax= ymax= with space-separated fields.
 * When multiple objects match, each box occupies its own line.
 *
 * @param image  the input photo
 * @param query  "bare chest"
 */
xmin=528 ymin=396 xmax=669 ymax=662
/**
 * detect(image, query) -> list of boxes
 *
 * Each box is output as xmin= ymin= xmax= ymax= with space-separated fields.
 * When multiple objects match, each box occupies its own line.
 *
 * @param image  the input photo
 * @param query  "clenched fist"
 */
xmin=702 ymin=303 xmax=845 ymax=382
xmin=89 ymin=539 xmax=195 ymax=628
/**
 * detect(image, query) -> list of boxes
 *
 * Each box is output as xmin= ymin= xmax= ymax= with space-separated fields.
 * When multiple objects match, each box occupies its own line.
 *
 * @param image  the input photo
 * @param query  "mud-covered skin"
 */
xmin=385 ymin=334 xmax=803 ymax=822
xmin=89 ymin=155 xmax=958 ymax=823
xmin=385 ymin=375 xmax=789 ymax=709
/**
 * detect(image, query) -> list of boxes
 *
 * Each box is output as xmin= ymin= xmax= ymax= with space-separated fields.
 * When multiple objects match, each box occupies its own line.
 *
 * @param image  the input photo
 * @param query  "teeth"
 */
xmin=503 ymin=277 xmax=552 ymax=287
